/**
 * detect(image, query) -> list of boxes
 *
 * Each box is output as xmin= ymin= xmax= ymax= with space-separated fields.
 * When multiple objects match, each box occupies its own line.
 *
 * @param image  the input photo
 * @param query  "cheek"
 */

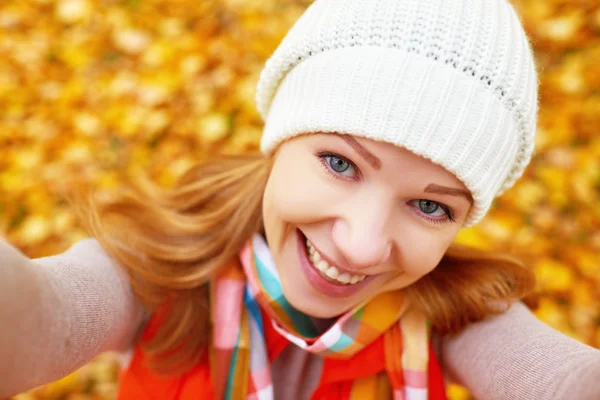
xmin=265 ymin=157 xmax=331 ymax=223
xmin=399 ymin=229 xmax=456 ymax=277
xmin=379 ymin=231 xmax=454 ymax=293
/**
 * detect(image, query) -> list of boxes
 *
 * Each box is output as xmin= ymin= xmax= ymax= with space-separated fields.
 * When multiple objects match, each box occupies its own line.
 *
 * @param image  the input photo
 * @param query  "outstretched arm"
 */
xmin=442 ymin=301 xmax=600 ymax=400
xmin=0 ymin=238 xmax=147 ymax=397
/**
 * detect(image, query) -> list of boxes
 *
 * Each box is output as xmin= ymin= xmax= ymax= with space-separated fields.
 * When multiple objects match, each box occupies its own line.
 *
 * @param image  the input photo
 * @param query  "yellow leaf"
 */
xmin=534 ymin=259 xmax=575 ymax=292
xmin=55 ymin=0 xmax=92 ymax=24
xmin=16 ymin=215 xmax=52 ymax=246
xmin=198 ymin=113 xmax=230 ymax=143
xmin=446 ymin=384 xmax=472 ymax=400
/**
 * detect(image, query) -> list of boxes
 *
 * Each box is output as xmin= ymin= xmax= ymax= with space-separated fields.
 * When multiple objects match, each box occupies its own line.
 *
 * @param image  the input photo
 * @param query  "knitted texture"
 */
xmin=255 ymin=0 xmax=539 ymax=226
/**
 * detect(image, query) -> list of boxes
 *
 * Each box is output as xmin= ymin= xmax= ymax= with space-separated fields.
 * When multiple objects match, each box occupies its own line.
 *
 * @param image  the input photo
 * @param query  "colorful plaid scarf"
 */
xmin=209 ymin=234 xmax=431 ymax=400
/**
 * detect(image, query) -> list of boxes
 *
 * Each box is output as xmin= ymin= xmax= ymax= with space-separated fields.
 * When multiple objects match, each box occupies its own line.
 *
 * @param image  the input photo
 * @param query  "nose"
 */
xmin=331 ymin=208 xmax=393 ymax=270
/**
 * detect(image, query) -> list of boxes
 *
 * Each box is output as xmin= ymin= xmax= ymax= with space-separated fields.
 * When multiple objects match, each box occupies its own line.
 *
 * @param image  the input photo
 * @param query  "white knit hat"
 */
xmin=256 ymin=0 xmax=539 ymax=227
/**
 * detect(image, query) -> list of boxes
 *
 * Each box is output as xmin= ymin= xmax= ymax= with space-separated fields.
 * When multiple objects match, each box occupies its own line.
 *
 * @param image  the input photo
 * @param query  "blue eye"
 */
xmin=410 ymin=199 xmax=455 ymax=224
xmin=328 ymin=156 xmax=350 ymax=173
xmin=418 ymin=200 xmax=445 ymax=216
xmin=318 ymin=152 xmax=358 ymax=178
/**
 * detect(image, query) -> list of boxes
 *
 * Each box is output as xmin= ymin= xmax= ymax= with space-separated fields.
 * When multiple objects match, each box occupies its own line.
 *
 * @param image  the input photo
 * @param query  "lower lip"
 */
xmin=296 ymin=229 xmax=374 ymax=298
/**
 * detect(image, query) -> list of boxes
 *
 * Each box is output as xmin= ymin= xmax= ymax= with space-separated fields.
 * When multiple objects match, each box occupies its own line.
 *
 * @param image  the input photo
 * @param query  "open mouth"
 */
xmin=296 ymin=228 xmax=376 ymax=298
xmin=304 ymin=238 xmax=367 ymax=285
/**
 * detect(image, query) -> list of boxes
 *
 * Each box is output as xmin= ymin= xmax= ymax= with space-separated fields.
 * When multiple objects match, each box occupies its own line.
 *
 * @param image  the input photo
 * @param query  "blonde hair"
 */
xmin=72 ymin=153 xmax=534 ymax=373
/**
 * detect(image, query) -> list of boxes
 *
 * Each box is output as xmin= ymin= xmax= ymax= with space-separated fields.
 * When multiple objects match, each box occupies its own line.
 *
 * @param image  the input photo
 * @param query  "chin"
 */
xmin=278 ymin=270 xmax=359 ymax=319
xmin=280 ymin=280 xmax=344 ymax=318
xmin=272 ymin=225 xmax=374 ymax=319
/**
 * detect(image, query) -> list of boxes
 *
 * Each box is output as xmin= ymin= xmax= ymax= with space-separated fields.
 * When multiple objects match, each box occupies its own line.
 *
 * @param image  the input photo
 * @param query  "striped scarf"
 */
xmin=209 ymin=234 xmax=431 ymax=400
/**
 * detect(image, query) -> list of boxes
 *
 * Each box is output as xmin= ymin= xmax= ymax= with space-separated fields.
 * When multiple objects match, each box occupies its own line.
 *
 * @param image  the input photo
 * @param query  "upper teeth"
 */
xmin=306 ymin=240 xmax=366 ymax=285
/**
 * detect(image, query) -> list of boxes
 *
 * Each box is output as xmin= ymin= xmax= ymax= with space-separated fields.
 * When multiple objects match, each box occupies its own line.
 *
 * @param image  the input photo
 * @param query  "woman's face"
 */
xmin=262 ymin=133 xmax=472 ymax=318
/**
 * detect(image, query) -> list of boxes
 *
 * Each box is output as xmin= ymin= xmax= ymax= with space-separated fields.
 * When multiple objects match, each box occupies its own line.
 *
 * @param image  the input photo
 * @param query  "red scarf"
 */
xmin=118 ymin=259 xmax=448 ymax=399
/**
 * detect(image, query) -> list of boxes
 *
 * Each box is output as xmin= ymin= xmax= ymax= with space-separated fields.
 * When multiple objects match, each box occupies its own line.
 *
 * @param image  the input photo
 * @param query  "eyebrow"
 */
xmin=337 ymin=134 xmax=472 ymax=204
xmin=424 ymin=184 xmax=473 ymax=205
xmin=339 ymin=135 xmax=382 ymax=170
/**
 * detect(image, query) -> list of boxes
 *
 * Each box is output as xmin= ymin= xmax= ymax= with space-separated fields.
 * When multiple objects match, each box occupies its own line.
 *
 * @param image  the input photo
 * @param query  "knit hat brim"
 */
xmin=259 ymin=47 xmax=520 ymax=227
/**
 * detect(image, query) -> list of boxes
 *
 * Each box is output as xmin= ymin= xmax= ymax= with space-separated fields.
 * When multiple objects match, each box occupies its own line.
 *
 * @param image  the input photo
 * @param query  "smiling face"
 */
xmin=262 ymin=133 xmax=473 ymax=318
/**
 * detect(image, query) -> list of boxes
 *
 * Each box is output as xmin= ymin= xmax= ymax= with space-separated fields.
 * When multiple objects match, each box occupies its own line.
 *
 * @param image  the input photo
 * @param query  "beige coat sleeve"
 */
xmin=442 ymin=301 xmax=600 ymax=400
xmin=0 ymin=238 xmax=147 ymax=397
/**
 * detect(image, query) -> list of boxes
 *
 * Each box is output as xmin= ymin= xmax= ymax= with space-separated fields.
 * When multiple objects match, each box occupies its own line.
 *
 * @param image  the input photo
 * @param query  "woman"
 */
xmin=2 ymin=0 xmax=600 ymax=398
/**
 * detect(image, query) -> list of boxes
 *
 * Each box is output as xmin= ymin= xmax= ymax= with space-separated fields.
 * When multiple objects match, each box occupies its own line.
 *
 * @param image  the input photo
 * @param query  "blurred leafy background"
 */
xmin=0 ymin=0 xmax=598 ymax=399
